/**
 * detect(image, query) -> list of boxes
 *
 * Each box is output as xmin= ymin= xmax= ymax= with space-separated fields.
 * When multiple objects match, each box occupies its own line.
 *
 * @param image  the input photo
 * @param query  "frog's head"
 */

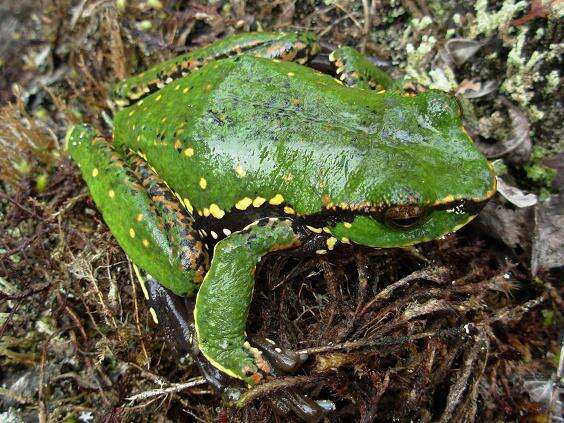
xmin=330 ymin=90 xmax=496 ymax=247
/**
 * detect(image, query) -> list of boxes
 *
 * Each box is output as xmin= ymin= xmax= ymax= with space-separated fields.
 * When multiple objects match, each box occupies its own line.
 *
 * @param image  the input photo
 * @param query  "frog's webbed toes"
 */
xmin=270 ymin=389 xmax=336 ymax=423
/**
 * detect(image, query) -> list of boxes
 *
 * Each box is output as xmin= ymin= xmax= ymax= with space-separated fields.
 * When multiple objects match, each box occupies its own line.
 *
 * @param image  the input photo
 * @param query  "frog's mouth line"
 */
xmin=308 ymin=197 xmax=492 ymax=229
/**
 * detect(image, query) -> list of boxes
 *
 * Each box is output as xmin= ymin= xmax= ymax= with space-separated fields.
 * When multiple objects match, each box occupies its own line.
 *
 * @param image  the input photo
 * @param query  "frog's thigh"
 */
xmin=194 ymin=218 xmax=301 ymax=384
xmin=113 ymin=31 xmax=319 ymax=105
xmin=67 ymin=124 xmax=207 ymax=297
xmin=329 ymin=46 xmax=394 ymax=90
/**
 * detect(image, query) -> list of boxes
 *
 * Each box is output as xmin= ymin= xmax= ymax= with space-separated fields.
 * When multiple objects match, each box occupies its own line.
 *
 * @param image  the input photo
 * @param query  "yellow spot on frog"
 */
xmin=108 ymin=189 xmax=115 ymax=199
xmin=235 ymin=165 xmax=246 ymax=177
xmin=223 ymin=228 xmax=232 ymax=236
xmin=210 ymin=230 xmax=218 ymax=239
xmin=323 ymin=227 xmax=331 ymax=234
xmin=209 ymin=203 xmax=225 ymax=219
xmin=235 ymin=197 xmax=253 ymax=210
xmin=253 ymin=197 xmax=266 ymax=207
xmin=343 ymin=222 xmax=352 ymax=228
xmin=155 ymin=94 xmax=162 ymax=102
xmin=92 ymin=168 xmax=99 ymax=177
xmin=199 ymin=177 xmax=207 ymax=189
xmin=136 ymin=213 xmax=144 ymax=222
xmin=183 ymin=198 xmax=194 ymax=214
xmin=306 ymin=225 xmax=322 ymax=234
xmin=183 ymin=87 xmax=190 ymax=94
xmin=326 ymin=237 xmax=337 ymax=250
xmin=149 ymin=307 xmax=159 ymax=324
xmin=287 ymin=72 xmax=295 ymax=77
xmin=283 ymin=206 xmax=295 ymax=215
xmin=269 ymin=194 xmax=284 ymax=205
xmin=203 ymin=208 xmax=210 ymax=217
xmin=142 ymin=239 xmax=150 ymax=247
xmin=183 ymin=147 xmax=194 ymax=157
xmin=175 ymin=84 xmax=181 ymax=91
xmin=129 ymin=228 xmax=136 ymax=238
xmin=341 ymin=237 xmax=350 ymax=244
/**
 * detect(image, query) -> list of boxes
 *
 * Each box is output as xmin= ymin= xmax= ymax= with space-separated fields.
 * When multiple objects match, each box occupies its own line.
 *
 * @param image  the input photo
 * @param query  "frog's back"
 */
xmin=114 ymin=55 xmax=493 ymax=218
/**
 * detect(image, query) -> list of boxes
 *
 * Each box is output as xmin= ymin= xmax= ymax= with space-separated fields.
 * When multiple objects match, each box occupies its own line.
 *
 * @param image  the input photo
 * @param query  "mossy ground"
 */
xmin=0 ymin=1 xmax=562 ymax=422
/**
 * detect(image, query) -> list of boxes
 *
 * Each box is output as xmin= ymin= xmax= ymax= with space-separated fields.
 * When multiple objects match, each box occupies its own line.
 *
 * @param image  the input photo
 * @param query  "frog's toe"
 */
xmin=248 ymin=335 xmax=308 ymax=374
xmin=247 ymin=336 xmax=335 ymax=421
xmin=270 ymin=389 xmax=335 ymax=423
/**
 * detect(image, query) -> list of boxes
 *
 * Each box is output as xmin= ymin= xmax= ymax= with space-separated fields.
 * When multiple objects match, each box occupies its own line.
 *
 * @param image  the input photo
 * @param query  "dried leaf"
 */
xmin=445 ymin=38 xmax=487 ymax=66
xmin=531 ymin=194 xmax=564 ymax=275
xmin=496 ymin=177 xmax=538 ymax=208
xmin=477 ymin=199 xmax=533 ymax=249
xmin=457 ymin=79 xmax=499 ymax=99
xmin=475 ymin=97 xmax=532 ymax=164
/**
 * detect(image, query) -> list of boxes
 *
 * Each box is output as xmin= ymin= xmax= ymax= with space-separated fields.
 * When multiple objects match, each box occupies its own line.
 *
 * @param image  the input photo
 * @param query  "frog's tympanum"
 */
xmin=67 ymin=32 xmax=496 ymax=420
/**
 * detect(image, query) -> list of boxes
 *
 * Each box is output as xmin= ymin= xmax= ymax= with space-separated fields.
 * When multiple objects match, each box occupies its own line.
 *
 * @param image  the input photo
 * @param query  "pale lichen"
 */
xmin=404 ymin=35 xmax=437 ymax=86
xmin=470 ymin=0 xmax=528 ymax=39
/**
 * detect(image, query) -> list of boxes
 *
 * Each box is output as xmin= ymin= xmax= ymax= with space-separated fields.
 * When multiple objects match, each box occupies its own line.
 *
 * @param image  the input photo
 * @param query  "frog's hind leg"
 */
xmin=67 ymin=124 xmax=208 ymax=297
xmin=113 ymin=31 xmax=320 ymax=106
xmin=329 ymin=46 xmax=395 ymax=90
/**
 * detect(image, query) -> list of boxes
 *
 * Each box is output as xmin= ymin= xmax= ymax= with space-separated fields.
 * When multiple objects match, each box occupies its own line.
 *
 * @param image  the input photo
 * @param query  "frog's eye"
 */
xmin=383 ymin=205 xmax=427 ymax=230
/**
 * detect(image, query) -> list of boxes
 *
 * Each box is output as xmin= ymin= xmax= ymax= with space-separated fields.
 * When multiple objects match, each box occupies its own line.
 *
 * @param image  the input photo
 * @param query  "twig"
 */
xmin=126 ymin=377 xmax=207 ymax=402
xmin=296 ymin=326 xmax=467 ymax=356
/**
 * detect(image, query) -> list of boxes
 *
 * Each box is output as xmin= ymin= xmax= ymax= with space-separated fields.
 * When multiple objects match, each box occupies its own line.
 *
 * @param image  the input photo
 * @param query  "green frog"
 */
xmin=66 ymin=31 xmax=496 ymax=420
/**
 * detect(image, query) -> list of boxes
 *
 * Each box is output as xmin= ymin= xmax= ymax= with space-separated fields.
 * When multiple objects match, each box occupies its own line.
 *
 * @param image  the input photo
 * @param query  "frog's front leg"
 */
xmin=329 ymin=46 xmax=395 ymax=90
xmin=194 ymin=218 xmax=302 ymax=383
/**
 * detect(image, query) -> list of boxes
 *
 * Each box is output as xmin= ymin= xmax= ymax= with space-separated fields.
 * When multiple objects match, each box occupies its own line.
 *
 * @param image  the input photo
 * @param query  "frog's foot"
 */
xmin=270 ymin=389 xmax=336 ymax=423
xmin=328 ymin=46 xmax=394 ymax=90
